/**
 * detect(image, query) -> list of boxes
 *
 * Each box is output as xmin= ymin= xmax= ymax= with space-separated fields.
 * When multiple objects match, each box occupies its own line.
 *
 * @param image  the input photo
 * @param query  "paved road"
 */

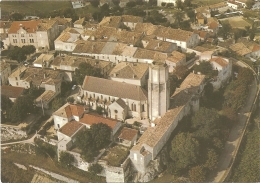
xmin=208 ymin=78 xmax=258 ymax=182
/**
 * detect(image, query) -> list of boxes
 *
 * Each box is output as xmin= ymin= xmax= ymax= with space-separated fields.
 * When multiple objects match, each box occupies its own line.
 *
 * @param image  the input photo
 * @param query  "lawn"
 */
xmin=220 ymin=17 xmax=252 ymax=29
xmin=101 ymin=144 xmax=129 ymax=167
xmin=2 ymin=151 xmax=105 ymax=183
xmin=192 ymin=0 xmax=224 ymax=6
xmin=0 ymin=1 xmax=72 ymax=17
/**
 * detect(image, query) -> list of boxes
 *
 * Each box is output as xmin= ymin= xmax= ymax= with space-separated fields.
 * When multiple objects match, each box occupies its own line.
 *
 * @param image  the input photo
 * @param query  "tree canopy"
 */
xmin=191 ymin=107 xmax=221 ymax=141
xmin=75 ymin=123 xmax=111 ymax=162
xmin=59 ymin=151 xmax=75 ymax=168
xmin=74 ymin=62 xmax=103 ymax=85
xmin=170 ymin=132 xmax=200 ymax=172
xmin=8 ymin=45 xmax=36 ymax=62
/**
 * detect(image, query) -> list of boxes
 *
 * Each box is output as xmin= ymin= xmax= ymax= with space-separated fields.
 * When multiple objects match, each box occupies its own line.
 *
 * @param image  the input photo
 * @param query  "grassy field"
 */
xmin=192 ymin=0 xmax=224 ymax=6
xmin=2 ymin=151 xmax=105 ymax=183
xmin=220 ymin=17 xmax=252 ymax=29
xmin=0 ymin=1 xmax=72 ymax=17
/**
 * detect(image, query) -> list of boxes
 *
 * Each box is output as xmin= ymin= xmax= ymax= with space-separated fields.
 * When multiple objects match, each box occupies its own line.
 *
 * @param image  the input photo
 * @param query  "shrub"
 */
xmin=89 ymin=163 xmax=103 ymax=174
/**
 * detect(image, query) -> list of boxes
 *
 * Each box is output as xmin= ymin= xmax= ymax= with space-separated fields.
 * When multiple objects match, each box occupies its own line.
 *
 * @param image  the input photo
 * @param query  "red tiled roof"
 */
xmin=209 ymin=57 xmax=228 ymax=67
xmin=59 ymin=121 xmax=83 ymax=137
xmin=118 ymin=127 xmax=138 ymax=141
xmin=252 ymin=44 xmax=260 ymax=52
xmin=1 ymin=85 xmax=24 ymax=99
xmin=64 ymin=105 xmax=85 ymax=118
xmin=80 ymin=113 xmax=118 ymax=129
xmin=8 ymin=20 xmax=41 ymax=34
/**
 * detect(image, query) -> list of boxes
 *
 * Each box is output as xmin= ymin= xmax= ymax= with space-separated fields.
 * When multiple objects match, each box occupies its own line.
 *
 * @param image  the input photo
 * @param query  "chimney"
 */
xmin=132 ymin=36 xmax=135 ymax=40
xmin=133 ymin=74 xmax=135 ymax=78
xmin=44 ymin=73 xmax=46 ymax=79
xmin=92 ymin=45 xmax=95 ymax=51
xmin=73 ymin=59 xmax=75 ymax=63
xmin=113 ymin=73 xmax=116 ymax=77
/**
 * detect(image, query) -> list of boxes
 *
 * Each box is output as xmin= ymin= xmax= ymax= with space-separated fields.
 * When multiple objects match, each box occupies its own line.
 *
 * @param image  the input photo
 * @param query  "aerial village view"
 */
xmin=0 ymin=0 xmax=260 ymax=182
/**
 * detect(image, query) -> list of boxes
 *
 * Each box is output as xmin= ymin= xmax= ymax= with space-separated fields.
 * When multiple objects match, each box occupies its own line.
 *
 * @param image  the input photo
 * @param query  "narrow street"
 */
xmin=208 ymin=77 xmax=258 ymax=182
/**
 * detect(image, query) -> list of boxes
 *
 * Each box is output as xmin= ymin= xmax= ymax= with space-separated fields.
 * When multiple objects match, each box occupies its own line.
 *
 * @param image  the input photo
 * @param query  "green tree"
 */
xmin=9 ymin=95 xmax=34 ymax=123
xmin=67 ymin=97 xmax=75 ymax=104
xmin=126 ymin=1 xmax=137 ymax=7
xmin=90 ymin=123 xmax=112 ymax=149
xmin=91 ymin=0 xmax=100 ymax=7
xmin=10 ymin=13 xmax=24 ymax=21
xmin=174 ymin=10 xmax=184 ymax=27
xmin=59 ymin=151 xmax=75 ymax=168
xmin=193 ymin=61 xmax=217 ymax=77
xmin=183 ymin=0 xmax=192 ymax=7
xmin=74 ymin=62 xmax=103 ymax=85
xmin=186 ymin=10 xmax=195 ymax=22
xmin=218 ymin=21 xmax=232 ymax=40
xmin=89 ymin=163 xmax=103 ymax=174
xmin=51 ymin=97 xmax=64 ymax=111
xmin=22 ymin=45 xmax=36 ymax=55
xmin=175 ymin=0 xmax=183 ymax=10
xmin=191 ymin=107 xmax=221 ymax=141
xmin=246 ymin=0 xmax=254 ymax=9
xmin=170 ymin=133 xmax=200 ymax=172
xmin=204 ymin=148 xmax=219 ymax=170
xmin=189 ymin=165 xmax=206 ymax=182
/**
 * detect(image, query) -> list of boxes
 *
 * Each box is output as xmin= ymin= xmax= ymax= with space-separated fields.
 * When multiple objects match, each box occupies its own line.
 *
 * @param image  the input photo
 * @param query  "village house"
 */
xmin=54 ymin=103 xmax=122 ymax=152
xmin=54 ymin=27 xmax=81 ymax=52
xmin=229 ymin=42 xmax=252 ymax=57
xmin=195 ymin=6 xmax=211 ymax=18
xmin=52 ymin=16 xmax=72 ymax=33
xmin=1 ymin=62 xmax=12 ymax=85
xmin=99 ymin=16 xmax=122 ymax=28
xmin=152 ymin=26 xmax=200 ymax=50
xmin=7 ymin=19 xmax=59 ymax=50
xmin=142 ymin=37 xmax=177 ymax=53
xmin=108 ymin=62 xmax=149 ymax=87
xmin=165 ymin=51 xmax=186 ymax=72
xmin=51 ymin=55 xmax=113 ymax=76
xmin=130 ymin=72 xmax=206 ymax=173
xmin=118 ymin=127 xmax=138 ymax=147
xmin=73 ymin=17 xmax=85 ymax=30
xmin=1 ymin=85 xmax=25 ymax=102
xmin=121 ymin=15 xmax=143 ymax=30
xmin=237 ymin=38 xmax=260 ymax=58
xmin=227 ymin=0 xmax=243 ymax=9
xmin=196 ymin=12 xmax=206 ymax=25
xmin=33 ymin=53 xmax=54 ymax=68
xmin=203 ymin=18 xmax=220 ymax=35
xmin=209 ymin=57 xmax=232 ymax=89
xmin=194 ymin=30 xmax=210 ymax=42
xmin=134 ymin=22 xmax=159 ymax=36
xmin=82 ymin=76 xmax=148 ymax=120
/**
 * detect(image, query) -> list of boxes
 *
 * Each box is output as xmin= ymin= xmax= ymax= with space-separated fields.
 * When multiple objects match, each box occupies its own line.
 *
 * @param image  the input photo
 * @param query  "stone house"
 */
xmin=108 ymin=62 xmax=149 ymax=87
xmin=142 ymin=38 xmax=177 ymax=53
xmin=82 ymin=76 xmax=148 ymax=120
xmin=33 ymin=53 xmax=54 ymax=68
xmin=130 ymin=73 xmax=206 ymax=173
xmin=153 ymin=26 xmax=200 ymax=50
xmin=53 ymin=17 xmax=72 ymax=33
xmin=53 ymin=103 xmax=122 ymax=136
xmin=121 ymin=15 xmax=143 ymax=30
xmin=227 ymin=1 xmax=241 ymax=9
xmin=165 ymin=51 xmax=186 ymax=72
xmin=1 ymin=62 xmax=12 ymax=85
xmin=194 ymin=30 xmax=210 ymax=42
xmin=209 ymin=57 xmax=232 ymax=90
xmin=1 ymin=85 xmax=24 ymax=102
xmin=229 ymin=42 xmax=252 ymax=57
xmin=73 ymin=17 xmax=85 ymax=29
xmin=118 ymin=127 xmax=138 ymax=147
xmin=51 ymin=55 xmax=112 ymax=77
xmin=196 ymin=12 xmax=206 ymax=25
xmin=54 ymin=27 xmax=81 ymax=52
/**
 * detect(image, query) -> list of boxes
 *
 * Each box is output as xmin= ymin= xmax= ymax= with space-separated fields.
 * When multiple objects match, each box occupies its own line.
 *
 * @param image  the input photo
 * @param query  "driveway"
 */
xmin=208 ymin=77 xmax=258 ymax=182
